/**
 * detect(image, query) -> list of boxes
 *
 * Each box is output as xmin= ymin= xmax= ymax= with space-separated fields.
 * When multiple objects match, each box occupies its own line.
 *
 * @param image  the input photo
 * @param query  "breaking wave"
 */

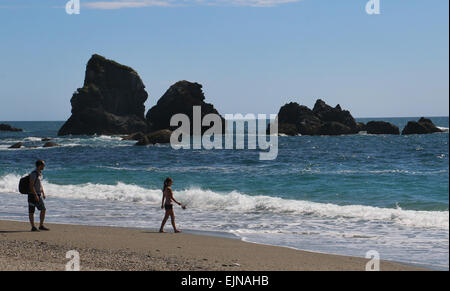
xmin=0 ymin=174 xmax=447 ymax=230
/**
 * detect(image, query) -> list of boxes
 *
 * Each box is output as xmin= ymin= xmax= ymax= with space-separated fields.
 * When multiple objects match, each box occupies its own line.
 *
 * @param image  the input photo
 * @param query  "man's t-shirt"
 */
xmin=28 ymin=170 xmax=43 ymax=202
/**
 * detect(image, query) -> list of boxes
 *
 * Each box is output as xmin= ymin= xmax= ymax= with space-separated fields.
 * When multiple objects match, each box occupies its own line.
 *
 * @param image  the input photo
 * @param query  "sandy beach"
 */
xmin=0 ymin=220 xmax=426 ymax=271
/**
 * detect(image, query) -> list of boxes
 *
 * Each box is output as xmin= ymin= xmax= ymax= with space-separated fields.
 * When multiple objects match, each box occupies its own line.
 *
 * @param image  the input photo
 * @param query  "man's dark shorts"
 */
xmin=28 ymin=195 xmax=46 ymax=214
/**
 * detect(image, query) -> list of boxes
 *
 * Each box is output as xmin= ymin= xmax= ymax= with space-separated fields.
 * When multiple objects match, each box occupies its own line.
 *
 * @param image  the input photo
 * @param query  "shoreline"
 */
xmin=1 ymin=218 xmax=440 ymax=270
xmin=0 ymin=220 xmax=428 ymax=271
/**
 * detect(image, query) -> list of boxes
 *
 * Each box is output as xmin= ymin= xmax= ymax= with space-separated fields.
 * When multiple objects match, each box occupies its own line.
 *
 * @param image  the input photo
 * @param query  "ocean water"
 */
xmin=0 ymin=117 xmax=448 ymax=270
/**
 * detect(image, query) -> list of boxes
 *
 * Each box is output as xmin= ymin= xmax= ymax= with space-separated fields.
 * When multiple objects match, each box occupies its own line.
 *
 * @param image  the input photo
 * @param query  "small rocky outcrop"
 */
xmin=135 ymin=130 xmax=172 ymax=146
xmin=271 ymin=99 xmax=360 ymax=136
xmin=58 ymin=54 xmax=149 ymax=136
xmin=43 ymin=142 xmax=59 ymax=148
xmin=366 ymin=121 xmax=400 ymax=135
xmin=0 ymin=124 xmax=22 ymax=132
xmin=122 ymin=132 xmax=146 ymax=141
xmin=146 ymin=81 xmax=224 ymax=134
xmin=402 ymin=118 xmax=443 ymax=135
xmin=9 ymin=142 xmax=22 ymax=149
xmin=41 ymin=138 xmax=52 ymax=142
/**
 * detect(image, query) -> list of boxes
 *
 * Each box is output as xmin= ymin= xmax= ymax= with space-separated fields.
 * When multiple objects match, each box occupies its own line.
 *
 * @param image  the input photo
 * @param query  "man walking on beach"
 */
xmin=28 ymin=160 xmax=49 ymax=232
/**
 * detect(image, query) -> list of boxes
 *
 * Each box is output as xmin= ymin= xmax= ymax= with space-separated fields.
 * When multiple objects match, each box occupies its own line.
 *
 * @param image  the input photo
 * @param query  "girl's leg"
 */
xmin=159 ymin=211 xmax=170 ymax=232
xmin=169 ymin=210 xmax=181 ymax=233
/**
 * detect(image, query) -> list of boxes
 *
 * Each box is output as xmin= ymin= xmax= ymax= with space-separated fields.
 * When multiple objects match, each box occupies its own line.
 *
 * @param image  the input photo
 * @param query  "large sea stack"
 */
xmin=58 ymin=54 xmax=149 ymax=136
xmin=146 ymin=80 xmax=224 ymax=133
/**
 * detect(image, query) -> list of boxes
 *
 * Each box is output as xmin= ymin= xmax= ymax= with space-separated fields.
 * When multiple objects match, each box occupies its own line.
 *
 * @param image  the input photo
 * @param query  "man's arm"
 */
xmin=29 ymin=173 xmax=39 ymax=202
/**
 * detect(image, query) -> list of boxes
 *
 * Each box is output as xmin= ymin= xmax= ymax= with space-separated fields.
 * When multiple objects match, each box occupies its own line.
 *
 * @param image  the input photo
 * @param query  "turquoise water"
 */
xmin=0 ymin=117 xmax=448 ymax=269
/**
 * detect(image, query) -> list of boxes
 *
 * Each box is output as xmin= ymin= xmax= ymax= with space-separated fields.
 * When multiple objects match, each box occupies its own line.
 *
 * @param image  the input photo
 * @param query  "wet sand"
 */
xmin=0 ymin=220 xmax=426 ymax=271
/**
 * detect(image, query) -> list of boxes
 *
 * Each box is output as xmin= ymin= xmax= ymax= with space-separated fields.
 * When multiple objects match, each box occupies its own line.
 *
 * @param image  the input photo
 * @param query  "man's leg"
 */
xmin=28 ymin=204 xmax=38 ymax=231
xmin=37 ymin=199 xmax=49 ymax=230
xmin=40 ymin=209 xmax=46 ymax=227
xmin=29 ymin=212 xmax=35 ymax=228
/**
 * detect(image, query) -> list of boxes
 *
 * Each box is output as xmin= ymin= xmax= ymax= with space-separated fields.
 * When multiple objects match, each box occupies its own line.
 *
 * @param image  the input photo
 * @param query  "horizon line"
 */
xmin=2 ymin=116 xmax=450 ymax=122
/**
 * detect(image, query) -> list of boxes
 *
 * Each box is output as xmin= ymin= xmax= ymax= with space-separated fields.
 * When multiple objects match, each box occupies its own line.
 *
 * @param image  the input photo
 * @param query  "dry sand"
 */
xmin=0 ymin=220 xmax=426 ymax=271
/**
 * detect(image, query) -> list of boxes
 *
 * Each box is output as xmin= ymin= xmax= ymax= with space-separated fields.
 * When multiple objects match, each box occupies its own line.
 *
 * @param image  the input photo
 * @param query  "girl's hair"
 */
xmin=163 ymin=177 xmax=173 ymax=192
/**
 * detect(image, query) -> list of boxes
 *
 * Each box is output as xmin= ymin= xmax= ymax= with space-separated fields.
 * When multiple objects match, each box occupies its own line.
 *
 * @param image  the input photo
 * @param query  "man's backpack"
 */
xmin=18 ymin=171 xmax=38 ymax=194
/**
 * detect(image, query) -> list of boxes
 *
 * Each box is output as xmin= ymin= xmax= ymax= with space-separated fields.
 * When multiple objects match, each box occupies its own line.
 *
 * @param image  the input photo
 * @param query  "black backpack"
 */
xmin=18 ymin=171 xmax=38 ymax=195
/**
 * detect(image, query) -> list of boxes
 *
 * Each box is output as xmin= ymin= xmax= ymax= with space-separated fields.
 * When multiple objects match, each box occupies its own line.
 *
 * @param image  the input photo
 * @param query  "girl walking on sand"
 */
xmin=159 ymin=177 xmax=183 ymax=233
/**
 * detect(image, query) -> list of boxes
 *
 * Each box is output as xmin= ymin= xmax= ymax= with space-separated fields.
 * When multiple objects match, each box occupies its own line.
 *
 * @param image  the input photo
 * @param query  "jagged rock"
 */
xmin=58 ymin=54 xmax=148 ymax=136
xmin=271 ymin=100 xmax=359 ymax=136
xmin=43 ymin=142 xmax=59 ymax=148
xmin=9 ymin=142 xmax=22 ymax=149
xmin=402 ymin=117 xmax=443 ymax=135
xmin=0 ymin=124 xmax=22 ymax=132
xmin=122 ymin=132 xmax=146 ymax=141
xmin=366 ymin=121 xmax=400 ymax=135
xmin=146 ymin=81 xmax=224 ymax=134
xmin=41 ymin=138 xmax=52 ymax=142
xmin=135 ymin=130 xmax=172 ymax=146
xmin=274 ymin=102 xmax=322 ymax=136
xmin=313 ymin=99 xmax=359 ymax=133
xmin=402 ymin=122 xmax=427 ymax=135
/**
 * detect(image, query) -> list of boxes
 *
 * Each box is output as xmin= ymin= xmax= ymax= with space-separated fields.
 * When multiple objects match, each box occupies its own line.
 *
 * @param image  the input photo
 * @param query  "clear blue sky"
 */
xmin=0 ymin=0 xmax=448 ymax=121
